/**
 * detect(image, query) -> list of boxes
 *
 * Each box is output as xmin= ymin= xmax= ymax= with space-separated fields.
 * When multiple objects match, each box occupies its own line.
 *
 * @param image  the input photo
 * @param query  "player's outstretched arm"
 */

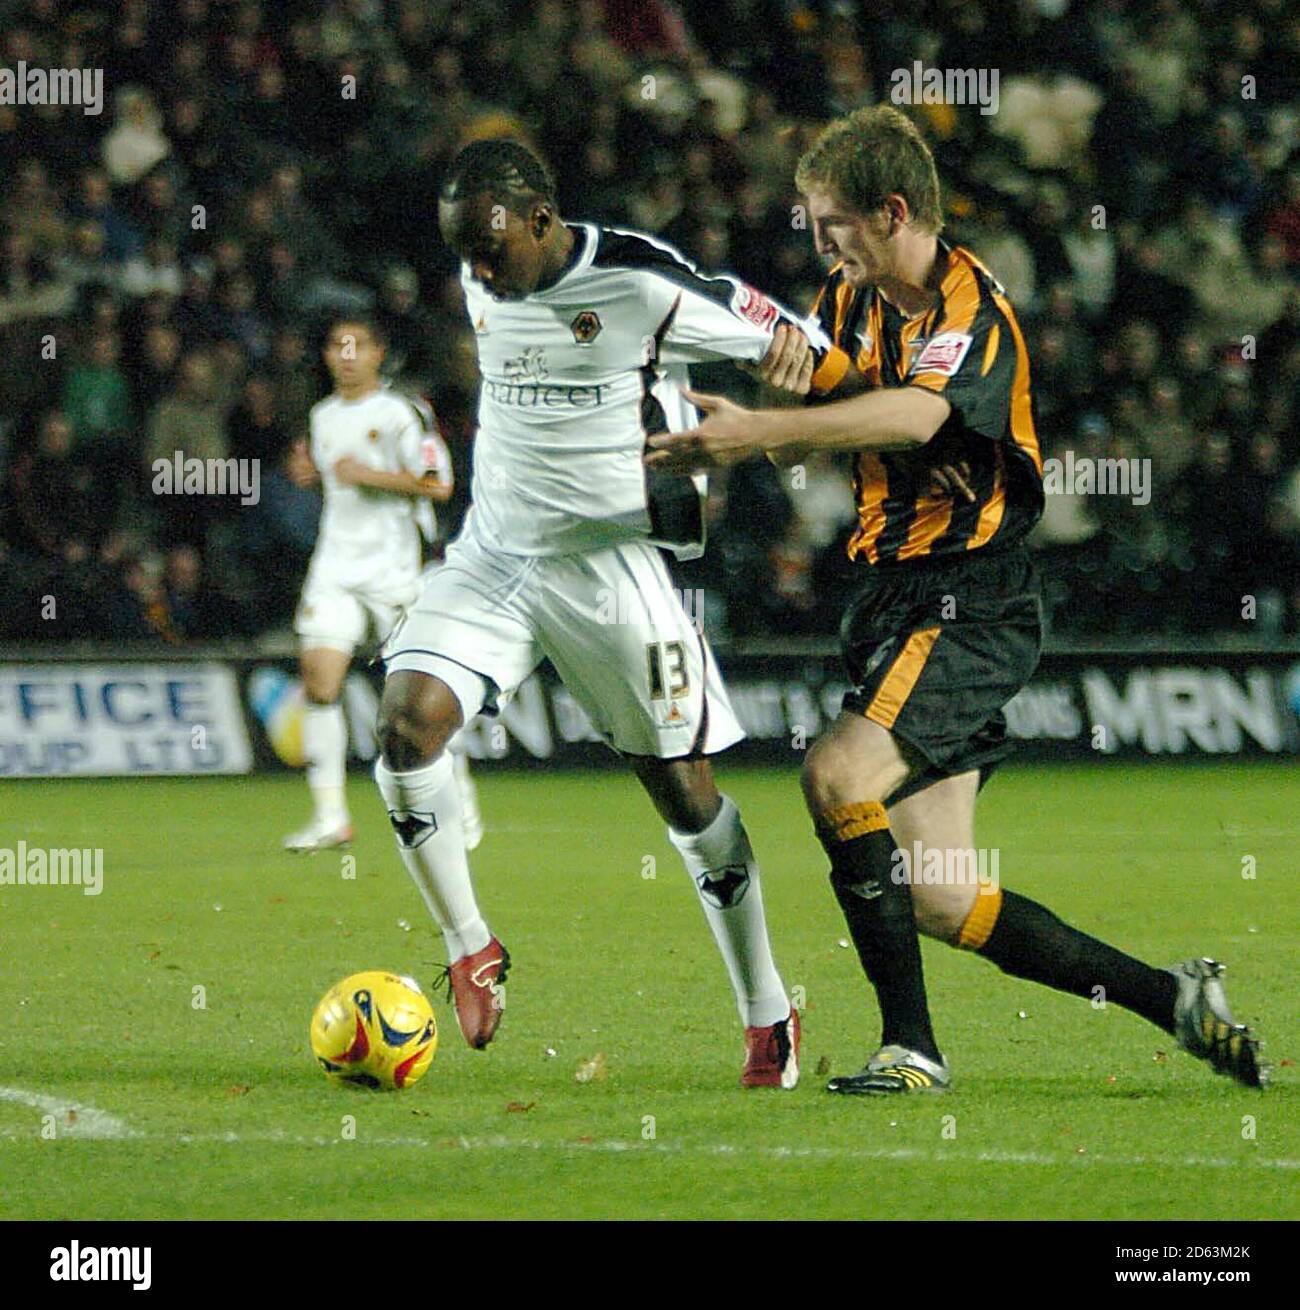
xmin=611 ymin=231 xmax=829 ymax=376
xmin=752 ymin=322 xmax=815 ymax=395
xmin=645 ymin=385 xmax=951 ymax=472
xmin=758 ymin=326 xmax=873 ymax=465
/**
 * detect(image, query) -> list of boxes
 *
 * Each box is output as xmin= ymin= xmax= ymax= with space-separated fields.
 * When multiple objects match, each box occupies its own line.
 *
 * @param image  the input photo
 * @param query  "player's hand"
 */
xmin=331 ymin=455 xmax=369 ymax=487
xmin=756 ymin=323 xmax=814 ymax=395
xmin=930 ymin=461 xmax=976 ymax=502
xmin=644 ymin=389 xmax=759 ymax=472
xmin=286 ymin=440 xmax=318 ymax=487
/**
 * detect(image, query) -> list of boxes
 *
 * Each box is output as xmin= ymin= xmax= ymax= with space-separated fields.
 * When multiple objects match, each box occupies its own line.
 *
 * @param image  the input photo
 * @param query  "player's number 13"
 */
xmin=646 ymin=641 xmax=689 ymax=700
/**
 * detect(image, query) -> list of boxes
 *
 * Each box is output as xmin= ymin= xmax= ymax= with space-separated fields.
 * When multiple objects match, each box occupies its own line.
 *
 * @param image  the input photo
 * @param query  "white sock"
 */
xmin=451 ymin=749 xmax=482 ymax=841
xmin=669 ymin=794 xmax=790 ymax=1028
xmin=374 ymin=753 xmax=490 ymax=963
xmin=303 ymin=702 xmax=348 ymax=825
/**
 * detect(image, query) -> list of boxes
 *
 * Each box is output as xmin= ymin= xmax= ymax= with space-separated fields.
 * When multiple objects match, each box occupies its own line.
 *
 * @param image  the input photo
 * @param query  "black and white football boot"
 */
xmin=1168 ymin=958 xmax=1267 ymax=1089
xmin=827 ymin=1043 xmax=951 ymax=1095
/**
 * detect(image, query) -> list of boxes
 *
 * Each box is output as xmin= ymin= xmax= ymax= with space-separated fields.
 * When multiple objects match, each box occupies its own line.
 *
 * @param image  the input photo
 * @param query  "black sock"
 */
xmin=820 ymin=802 xmax=940 ymax=1061
xmin=978 ymin=891 xmax=1178 ymax=1032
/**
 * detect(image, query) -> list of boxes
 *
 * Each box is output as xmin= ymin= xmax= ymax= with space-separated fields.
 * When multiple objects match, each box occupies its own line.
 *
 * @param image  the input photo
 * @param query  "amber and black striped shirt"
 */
xmin=807 ymin=240 xmax=1043 ymax=567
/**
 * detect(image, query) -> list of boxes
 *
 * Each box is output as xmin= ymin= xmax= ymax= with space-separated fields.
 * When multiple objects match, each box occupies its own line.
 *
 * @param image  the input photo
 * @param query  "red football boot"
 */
xmin=446 ymin=937 xmax=510 ymax=1049
xmin=741 ymin=1005 xmax=800 ymax=1089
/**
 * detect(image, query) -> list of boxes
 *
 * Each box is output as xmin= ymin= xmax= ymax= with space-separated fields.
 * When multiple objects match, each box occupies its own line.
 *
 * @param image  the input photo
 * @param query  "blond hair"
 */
xmin=795 ymin=105 xmax=944 ymax=233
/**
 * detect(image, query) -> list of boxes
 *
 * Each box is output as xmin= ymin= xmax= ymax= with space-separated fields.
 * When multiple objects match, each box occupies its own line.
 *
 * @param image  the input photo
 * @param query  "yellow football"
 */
xmin=311 ymin=970 xmax=438 ymax=1090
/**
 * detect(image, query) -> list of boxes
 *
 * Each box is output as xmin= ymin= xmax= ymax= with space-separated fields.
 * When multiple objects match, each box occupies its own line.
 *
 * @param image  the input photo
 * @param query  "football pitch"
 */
xmin=1 ymin=762 xmax=1295 ymax=1221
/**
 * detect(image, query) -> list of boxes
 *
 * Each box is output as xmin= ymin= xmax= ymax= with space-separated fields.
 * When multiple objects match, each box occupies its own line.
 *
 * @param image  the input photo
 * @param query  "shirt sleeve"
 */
xmin=392 ymin=395 xmax=451 ymax=481
xmin=613 ymin=235 xmax=831 ymax=366
xmin=904 ymin=271 xmax=1014 ymax=443
xmin=418 ymin=427 xmax=453 ymax=485
xmin=806 ymin=264 xmax=854 ymax=396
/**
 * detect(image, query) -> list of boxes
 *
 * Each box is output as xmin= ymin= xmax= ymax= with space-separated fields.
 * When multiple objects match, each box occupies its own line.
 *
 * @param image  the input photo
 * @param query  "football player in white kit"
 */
xmin=374 ymin=139 xmax=823 ymax=1087
xmin=284 ymin=316 xmax=482 ymax=852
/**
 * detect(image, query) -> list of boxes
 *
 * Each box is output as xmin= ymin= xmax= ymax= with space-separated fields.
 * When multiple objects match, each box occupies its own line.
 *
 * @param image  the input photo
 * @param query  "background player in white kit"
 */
xmin=284 ymin=316 xmax=481 ymax=851
xmin=374 ymin=139 xmax=822 ymax=1087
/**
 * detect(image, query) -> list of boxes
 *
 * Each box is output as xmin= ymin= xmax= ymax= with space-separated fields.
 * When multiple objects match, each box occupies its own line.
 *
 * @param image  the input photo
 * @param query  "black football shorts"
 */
xmin=839 ymin=545 xmax=1043 ymax=805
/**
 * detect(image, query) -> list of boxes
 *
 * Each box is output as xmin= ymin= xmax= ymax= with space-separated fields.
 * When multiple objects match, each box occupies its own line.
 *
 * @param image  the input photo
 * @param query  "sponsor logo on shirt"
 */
xmin=910 ymin=331 xmax=973 ymax=377
xmin=482 ymin=380 xmax=607 ymax=409
xmin=503 ymin=346 xmax=549 ymax=383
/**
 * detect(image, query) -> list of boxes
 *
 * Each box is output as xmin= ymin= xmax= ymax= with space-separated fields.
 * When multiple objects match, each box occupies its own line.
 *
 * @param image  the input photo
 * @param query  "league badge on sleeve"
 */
xmin=732 ymin=284 xmax=779 ymax=332
xmin=420 ymin=437 xmax=445 ymax=469
xmin=911 ymin=331 xmax=973 ymax=377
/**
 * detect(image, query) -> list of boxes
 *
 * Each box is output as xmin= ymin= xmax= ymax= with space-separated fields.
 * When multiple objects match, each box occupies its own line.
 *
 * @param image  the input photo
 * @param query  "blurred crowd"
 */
xmin=1 ymin=0 xmax=1298 ymax=645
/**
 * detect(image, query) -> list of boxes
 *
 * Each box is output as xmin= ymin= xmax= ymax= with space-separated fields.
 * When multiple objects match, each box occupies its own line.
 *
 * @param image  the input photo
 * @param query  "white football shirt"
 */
xmin=462 ymin=223 xmax=830 ymax=559
xmin=308 ymin=385 xmax=449 ymax=585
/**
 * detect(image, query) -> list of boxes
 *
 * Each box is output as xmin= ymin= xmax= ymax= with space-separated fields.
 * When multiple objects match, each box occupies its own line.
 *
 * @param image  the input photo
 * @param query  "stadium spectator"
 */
xmin=102 ymin=87 xmax=171 ymax=185
xmin=266 ymin=326 xmax=317 ymax=439
xmin=145 ymin=350 xmax=229 ymax=547
xmin=119 ymin=236 xmax=185 ymax=300
xmin=62 ymin=332 xmax=133 ymax=457
xmin=376 ymin=265 xmax=441 ymax=391
xmin=0 ymin=228 xmax=72 ymax=324
xmin=226 ymin=374 xmax=290 ymax=468
xmin=11 ymin=410 xmax=101 ymax=563
xmin=69 ymin=167 xmax=144 ymax=265
xmin=131 ymin=321 xmax=183 ymax=418
xmin=1264 ymin=166 xmax=1300 ymax=269
xmin=163 ymin=542 xmax=247 ymax=640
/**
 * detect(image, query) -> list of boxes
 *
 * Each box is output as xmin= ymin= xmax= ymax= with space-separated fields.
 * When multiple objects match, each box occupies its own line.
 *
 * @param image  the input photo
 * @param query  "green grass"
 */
xmin=0 ymin=763 xmax=1295 ymax=1219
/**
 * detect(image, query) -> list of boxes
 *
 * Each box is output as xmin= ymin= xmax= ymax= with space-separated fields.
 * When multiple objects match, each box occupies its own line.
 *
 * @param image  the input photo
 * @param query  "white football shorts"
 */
xmin=294 ymin=554 xmax=422 ymax=656
xmin=380 ymin=525 xmax=743 ymax=759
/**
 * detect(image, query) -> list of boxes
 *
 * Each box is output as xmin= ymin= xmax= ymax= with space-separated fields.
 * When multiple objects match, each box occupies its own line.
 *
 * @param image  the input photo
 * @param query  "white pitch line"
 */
xmin=1 ymin=1120 xmax=1293 ymax=1171
xmin=435 ymin=1136 xmax=1299 ymax=1171
xmin=0 ymin=1086 xmax=137 ymax=1139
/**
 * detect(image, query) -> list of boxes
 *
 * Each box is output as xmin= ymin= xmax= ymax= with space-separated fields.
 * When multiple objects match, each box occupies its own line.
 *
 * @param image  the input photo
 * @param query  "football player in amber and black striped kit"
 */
xmin=649 ymin=106 xmax=1265 ymax=1094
